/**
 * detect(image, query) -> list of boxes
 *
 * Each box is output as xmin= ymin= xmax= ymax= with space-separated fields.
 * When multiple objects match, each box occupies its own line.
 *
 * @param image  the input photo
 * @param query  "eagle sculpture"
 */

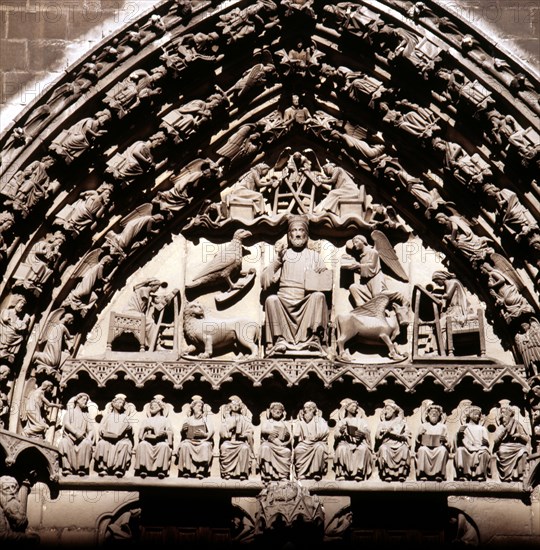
xmin=186 ymin=229 xmax=252 ymax=291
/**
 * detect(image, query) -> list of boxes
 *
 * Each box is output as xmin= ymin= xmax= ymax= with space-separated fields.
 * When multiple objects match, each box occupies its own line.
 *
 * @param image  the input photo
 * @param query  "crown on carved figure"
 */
xmin=287 ymin=214 xmax=309 ymax=232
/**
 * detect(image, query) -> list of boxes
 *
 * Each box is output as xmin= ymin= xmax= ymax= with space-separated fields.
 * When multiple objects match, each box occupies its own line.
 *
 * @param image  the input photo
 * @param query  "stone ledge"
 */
xmin=57 ymin=475 xmax=526 ymax=497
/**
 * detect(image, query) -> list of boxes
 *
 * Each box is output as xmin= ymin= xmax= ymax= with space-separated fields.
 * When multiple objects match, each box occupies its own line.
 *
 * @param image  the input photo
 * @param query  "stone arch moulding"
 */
xmin=0 ymin=0 xmax=539 ymax=547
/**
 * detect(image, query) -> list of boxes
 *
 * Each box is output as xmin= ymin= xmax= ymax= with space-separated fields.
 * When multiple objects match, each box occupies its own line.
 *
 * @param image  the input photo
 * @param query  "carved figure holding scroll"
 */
xmin=0 ymin=296 xmax=33 ymax=363
xmin=95 ymin=394 xmax=135 ymax=477
xmin=103 ymin=67 xmax=166 ymax=118
xmin=106 ymin=132 xmax=167 ymax=185
xmin=493 ymin=403 xmax=529 ymax=481
xmin=3 ymin=156 xmax=55 ymax=217
xmin=177 ymin=397 xmax=214 ymax=479
xmin=13 ymin=231 xmax=65 ymax=294
xmin=454 ymin=405 xmax=491 ymax=481
xmin=134 ymin=396 xmax=173 ymax=479
xmin=483 ymin=184 xmax=539 ymax=242
xmin=259 ymin=402 xmax=292 ymax=482
xmin=292 ymin=401 xmax=329 ymax=481
xmin=49 ymin=109 xmax=111 ymax=163
xmin=375 ymin=400 xmax=411 ymax=481
xmin=415 ymin=403 xmax=449 ymax=481
xmin=219 ymin=396 xmax=254 ymax=480
xmin=333 ymin=399 xmax=373 ymax=481
xmin=58 ymin=392 xmax=95 ymax=476
xmin=54 ymin=184 xmax=113 ymax=236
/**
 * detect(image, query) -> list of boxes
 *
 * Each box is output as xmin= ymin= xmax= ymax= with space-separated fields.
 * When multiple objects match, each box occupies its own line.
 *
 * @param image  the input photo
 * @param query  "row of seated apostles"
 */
xmin=49 ymin=393 xmax=530 ymax=483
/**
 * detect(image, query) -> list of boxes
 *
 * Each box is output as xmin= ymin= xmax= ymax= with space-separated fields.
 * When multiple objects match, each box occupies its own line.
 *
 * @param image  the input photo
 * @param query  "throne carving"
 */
xmin=446 ymin=308 xmax=486 ymax=357
xmin=106 ymin=312 xmax=146 ymax=352
xmin=412 ymin=286 xmax=486 ymax=358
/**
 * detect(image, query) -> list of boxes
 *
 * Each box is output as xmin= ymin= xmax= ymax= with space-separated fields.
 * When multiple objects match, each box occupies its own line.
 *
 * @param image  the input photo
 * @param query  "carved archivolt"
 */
xmin=0 ymin=0 xmax=539 ymax=488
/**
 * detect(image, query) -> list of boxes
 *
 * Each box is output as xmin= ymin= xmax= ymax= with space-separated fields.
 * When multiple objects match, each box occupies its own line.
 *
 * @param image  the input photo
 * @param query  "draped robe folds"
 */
xmin=489 ymin=273 xmax=533 ymax=321
xmin=439 ymin=278 xmax=474 ymax=334
xmin=262 ymin=248 xmax=328 ymax=345
xmin=58 ymin=406 xmax=94 ymax=473
xmin=22 ymin=388 xmax=49 ymax=438
xmin=0 ymin=309 xmax=29 ymax=361
xmin=454 ymin=423 xmax=491 ymax=479
xmin=315 ymin=166 xmax=365 ymax=215
xmin=134 ymin=416 xmax=173 ymax=474
xmin=446 ymin=215 xmax=490 ymax=259
xmin=111 ymin=215 xmax=157 ymax=251
xmin=65 ymin=263 xmax=105 ymax=310
xmin=25 ymin=239 xmax=60 ymax=289
xmin=415 ymin=422 xmax=449 ymax=479
xmin=95 ymin=411 xmax=133 ymax=474
xmin=259 ymin=418 xmax=292 ymax=481
xmin=63 ymin=191 xmax=108 ymax=233
xmin=125 ymin=286 xmax=161 ymax=347
xmin=498 ymin=188 xmax=539 ymax=236
xmin=493 ymin=418 xmax=529 ymax=481
xmin=177 ymin=416 xmax=214 ymax=477
xmin=219 ymin=413 xmax=253 ymax=479
xmin=375 ymin=418 xmax=411 ymax=480
xmin=34 ymin=323 xmax=71 ymax=370
xmin=56 ymin=117 xmax=100 ymax=158
xmin=293 ymin=416 xmax=329 ymax=479
xmin=349 ymin=247 xmax=387 ymax=306
xmin=117 ymin=142 xmax=153 ymax=178
xmin=226 ymin=171 xmax=265 ymax=215
xmin=13 ymin=160 xmax=49 ymax=210
xmin=395 ymin=108 xmax=437 ymax=136
xmin=334 ymin=417 xmax=373 ymax=479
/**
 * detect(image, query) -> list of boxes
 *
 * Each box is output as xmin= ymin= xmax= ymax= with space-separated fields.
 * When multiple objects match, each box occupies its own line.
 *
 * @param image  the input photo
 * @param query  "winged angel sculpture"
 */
xmin=336 ymin=230 xmax=410 ymax=361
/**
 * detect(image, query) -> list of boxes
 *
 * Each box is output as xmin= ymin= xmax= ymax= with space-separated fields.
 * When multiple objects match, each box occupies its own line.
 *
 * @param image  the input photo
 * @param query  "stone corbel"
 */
xmin=0 ymin=428 xmax=60 ymax=485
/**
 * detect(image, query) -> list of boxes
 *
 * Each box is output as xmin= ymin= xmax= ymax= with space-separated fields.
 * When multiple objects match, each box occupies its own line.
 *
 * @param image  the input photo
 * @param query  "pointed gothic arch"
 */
xmin=0 ymin=0 xmax=539 ymax=547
